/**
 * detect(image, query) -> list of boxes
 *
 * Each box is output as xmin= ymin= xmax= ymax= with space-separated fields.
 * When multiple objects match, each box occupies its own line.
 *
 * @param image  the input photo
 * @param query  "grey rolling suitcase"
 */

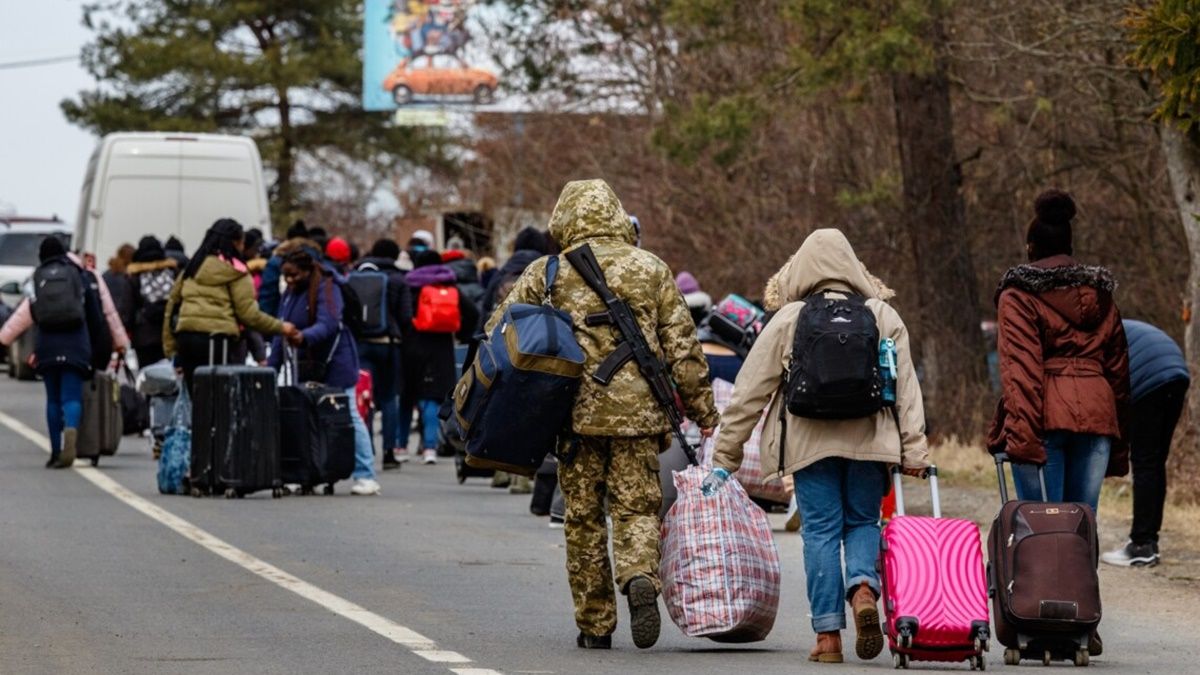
xmin=78 ymin=367 xmax=123 ymax=466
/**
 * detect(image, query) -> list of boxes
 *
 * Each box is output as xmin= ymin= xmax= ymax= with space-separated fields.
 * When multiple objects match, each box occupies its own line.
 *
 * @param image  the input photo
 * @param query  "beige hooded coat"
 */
xmin=711 ymin=229 xmax=929 ymax=479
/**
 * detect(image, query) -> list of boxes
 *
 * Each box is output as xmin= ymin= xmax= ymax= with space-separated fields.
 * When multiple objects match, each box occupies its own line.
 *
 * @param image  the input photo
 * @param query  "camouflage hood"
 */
xmin=548 ymin=179 xmax=637 ymax=250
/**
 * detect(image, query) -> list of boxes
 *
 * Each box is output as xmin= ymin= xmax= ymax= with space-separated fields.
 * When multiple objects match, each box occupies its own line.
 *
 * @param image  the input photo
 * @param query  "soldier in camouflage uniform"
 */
xmin=487 ymin=179 xmax=719 ymax=650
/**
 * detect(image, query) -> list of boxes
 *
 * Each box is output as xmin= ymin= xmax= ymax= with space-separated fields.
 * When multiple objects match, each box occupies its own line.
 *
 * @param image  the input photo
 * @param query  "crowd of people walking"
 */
xmin=0 ymin=179 xmax=1189 ymax=664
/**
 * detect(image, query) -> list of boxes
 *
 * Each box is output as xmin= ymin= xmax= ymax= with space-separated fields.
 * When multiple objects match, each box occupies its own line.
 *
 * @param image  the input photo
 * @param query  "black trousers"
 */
xmin=1128 ymin=379 xmax=1189 ymax=546
xmin=174 ymin=332 xmax=237 ymax=394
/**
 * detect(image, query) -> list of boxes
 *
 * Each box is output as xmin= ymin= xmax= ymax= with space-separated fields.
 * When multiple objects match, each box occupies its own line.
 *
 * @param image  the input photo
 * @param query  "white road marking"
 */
xmin=0 ymin=410 xmax=504 ymax=675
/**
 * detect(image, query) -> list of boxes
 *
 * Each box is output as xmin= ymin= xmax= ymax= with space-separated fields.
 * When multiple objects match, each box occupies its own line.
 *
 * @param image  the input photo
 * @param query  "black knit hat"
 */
xmin=133 ymin=235 xmax=165 ymax=263
xmin=1026 ymin=189 xmax=1075 ymax=260
xmin=39 ymin=236 xmax=66 ymax=263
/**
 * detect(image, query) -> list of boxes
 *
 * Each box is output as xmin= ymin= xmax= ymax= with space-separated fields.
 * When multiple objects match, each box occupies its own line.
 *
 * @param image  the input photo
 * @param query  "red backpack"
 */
xmin=413 ymin=284 xmax=461 ymax=333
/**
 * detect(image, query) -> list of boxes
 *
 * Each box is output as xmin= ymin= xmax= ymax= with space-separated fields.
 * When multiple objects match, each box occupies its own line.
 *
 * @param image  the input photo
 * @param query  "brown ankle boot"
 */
xmin=808 ymin=631 xmax=843 ymax=663
xmin=851 ymin=582 xmax=884 ymax=660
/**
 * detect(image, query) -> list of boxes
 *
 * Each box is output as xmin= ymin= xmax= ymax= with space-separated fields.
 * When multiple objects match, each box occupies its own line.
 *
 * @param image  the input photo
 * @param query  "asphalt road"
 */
xmin=0 ymin=374 xmax=1196 ymax=674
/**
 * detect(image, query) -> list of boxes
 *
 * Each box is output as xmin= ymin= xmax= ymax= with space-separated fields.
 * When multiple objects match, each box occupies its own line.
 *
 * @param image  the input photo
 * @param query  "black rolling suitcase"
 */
xmin=190 ymin=342 xmax=281 ymax=498
xmin=988 ymin=453 xmax=1100 ymax=667
xmin=278 ymin=348 xmax=356 ymax=495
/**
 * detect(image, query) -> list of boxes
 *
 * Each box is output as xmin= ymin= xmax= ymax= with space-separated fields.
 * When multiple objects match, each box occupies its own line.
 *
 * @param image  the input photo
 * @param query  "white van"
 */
xmin=74 ymin=132 xmax=271 ymax=260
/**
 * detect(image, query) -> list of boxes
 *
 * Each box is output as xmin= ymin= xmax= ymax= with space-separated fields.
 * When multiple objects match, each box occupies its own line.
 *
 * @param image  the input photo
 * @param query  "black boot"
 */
xmin=530 ymin=473 xmax=556 ymax=516
xmin=576 ymin=633 xmax=612 ymax=650
xmin=626 ymin=576 xmax=661 ymax=649
xmin=382 ymin=450 xmax=400 ymax=470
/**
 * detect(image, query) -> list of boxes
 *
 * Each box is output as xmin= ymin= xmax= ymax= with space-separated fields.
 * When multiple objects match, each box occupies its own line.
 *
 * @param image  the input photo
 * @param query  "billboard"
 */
xmin=362 ymin=1 xmax=499 ymax=113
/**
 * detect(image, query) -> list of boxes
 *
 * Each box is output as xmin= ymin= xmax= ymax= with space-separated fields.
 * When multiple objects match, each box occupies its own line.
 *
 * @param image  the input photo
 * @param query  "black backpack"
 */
xmin=31 ymin=258 xmax=86 ymax=331
xmin=346 ymin=265 xmax=389 ymax=338
xmin=784 ymin=293 xmax=884 ymax=420
xmin=336 ymin=277 xmax=368 ymax=340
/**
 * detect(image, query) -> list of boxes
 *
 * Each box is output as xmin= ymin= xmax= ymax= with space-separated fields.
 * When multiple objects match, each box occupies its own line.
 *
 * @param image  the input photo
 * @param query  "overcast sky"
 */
xmin=0 ymin=1 xmax=95 ymax=221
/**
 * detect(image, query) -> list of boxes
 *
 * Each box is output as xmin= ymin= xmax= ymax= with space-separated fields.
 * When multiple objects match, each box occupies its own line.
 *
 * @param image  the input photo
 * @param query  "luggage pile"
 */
xmin=660 ymin=465 xmax=781 ymax=643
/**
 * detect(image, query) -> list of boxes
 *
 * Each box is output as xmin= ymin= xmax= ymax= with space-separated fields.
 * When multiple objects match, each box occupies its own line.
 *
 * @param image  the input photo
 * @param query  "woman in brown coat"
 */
xmin=989 ymin=190 xmax=1130 ymax=512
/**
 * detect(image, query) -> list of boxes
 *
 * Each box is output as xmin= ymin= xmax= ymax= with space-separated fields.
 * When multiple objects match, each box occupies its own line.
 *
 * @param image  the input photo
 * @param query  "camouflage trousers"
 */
xmin=559 ymin=434 xmax=664 ymax=637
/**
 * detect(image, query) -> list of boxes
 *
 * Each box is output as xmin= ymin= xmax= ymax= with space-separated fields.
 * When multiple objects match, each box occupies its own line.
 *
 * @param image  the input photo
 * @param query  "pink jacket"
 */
xmin=0 ymin=256 xmax=130 ymax=349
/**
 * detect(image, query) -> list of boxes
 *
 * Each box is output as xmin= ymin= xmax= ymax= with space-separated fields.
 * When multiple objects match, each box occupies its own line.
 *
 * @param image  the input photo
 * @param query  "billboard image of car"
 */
xmin=363 ymin=0 xmax=499 ymax=111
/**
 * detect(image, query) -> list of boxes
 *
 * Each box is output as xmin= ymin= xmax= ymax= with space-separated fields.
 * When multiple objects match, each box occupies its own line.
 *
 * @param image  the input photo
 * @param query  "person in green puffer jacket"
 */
xmin=163 ymin=219 xmax=298 ymax=391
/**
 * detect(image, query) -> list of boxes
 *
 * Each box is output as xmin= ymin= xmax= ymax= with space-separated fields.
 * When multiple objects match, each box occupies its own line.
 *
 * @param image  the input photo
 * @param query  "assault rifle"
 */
xmin=564 ymin=244 xmax=700 ymax=466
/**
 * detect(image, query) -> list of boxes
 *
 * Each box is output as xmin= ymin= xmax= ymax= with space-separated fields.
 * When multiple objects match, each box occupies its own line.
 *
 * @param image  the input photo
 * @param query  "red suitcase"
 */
xmin=880 ymin=466 xmax=990 ymax=670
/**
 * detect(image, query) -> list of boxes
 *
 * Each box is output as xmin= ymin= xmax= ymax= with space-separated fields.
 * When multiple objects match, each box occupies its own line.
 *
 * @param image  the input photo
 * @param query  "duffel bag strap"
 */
xmin=543 ymin=256 xmax=560 ymax=306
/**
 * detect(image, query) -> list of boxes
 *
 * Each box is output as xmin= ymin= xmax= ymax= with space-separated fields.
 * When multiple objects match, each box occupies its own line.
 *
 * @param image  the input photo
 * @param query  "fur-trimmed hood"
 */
xmin=996 ymin=254 xmax=1117 ymax=330
xmin=246 ymin=257 xmax=267 ymax=274
xmin=126 ymin=258 xmax=177 ymax=275
xmin=272 ymin=237 xmax=324 ymax=259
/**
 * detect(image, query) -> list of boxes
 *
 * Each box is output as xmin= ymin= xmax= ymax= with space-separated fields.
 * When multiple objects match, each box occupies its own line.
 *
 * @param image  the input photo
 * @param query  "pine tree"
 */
xmin=63 ymin=0 xmax=440 ymax=229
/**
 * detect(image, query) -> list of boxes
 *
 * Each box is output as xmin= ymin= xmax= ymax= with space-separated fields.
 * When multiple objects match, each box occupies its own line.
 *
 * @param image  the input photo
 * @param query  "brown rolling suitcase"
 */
xmin=988 ymin=453 xmax=1100 ymax=667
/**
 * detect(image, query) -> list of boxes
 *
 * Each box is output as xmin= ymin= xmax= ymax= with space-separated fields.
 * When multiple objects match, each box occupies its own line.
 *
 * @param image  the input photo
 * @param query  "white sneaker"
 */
xmin=548 ymin=516 xmax=565 ymax=529
xmin=421 ymin=449 xmax=438 ymax=465
xmin=394 ymin=448 xmax=412 ymax=464
xmin=350 ymin=478 xmax=382 ymax=496
xmin=1100 ymin=540 xmax=1159 ymax=567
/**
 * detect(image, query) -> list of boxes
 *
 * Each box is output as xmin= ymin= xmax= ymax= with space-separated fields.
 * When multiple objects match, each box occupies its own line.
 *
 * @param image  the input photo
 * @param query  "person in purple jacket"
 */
xmin=269 ymin=249 xmax=381 ymax=496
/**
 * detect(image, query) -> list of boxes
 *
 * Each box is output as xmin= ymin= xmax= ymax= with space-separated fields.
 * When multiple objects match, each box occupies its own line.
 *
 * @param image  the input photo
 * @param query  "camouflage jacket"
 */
xmin=486 ymin=179 xmax=719 ymax=437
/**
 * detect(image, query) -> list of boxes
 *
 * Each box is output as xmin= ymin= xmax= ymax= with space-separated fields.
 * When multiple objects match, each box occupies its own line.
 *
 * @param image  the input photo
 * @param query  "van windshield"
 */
xmin=0 ymin=232 xmax=73 ymax=267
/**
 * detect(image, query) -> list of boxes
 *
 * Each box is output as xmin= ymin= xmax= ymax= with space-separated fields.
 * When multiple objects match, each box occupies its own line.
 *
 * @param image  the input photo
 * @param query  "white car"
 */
xmin=0 ymin=218 xmax=73 ymax=380
xmin=0 ymin=217 xmax=72 ymax=306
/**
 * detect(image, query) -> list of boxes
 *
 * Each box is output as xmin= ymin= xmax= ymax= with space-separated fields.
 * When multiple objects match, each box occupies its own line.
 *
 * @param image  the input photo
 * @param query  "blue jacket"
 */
xmin=269 ymin=273 xmax=359 ymax=390
xmin=258 ymin=255 xmax=283 ymax=316
xmin=1123 ymin=320 xmax=1190 ymax=403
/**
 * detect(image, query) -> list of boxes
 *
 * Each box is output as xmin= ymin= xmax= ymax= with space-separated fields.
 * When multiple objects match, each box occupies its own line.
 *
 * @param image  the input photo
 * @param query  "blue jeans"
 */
xmin=399 ymin=398 xmax=441 ymax=450
xmin=357 ymin=342 xmax=402 ymax=450
xmin=794 ymin=457 xmax=889 ymax=633
xmin=1013 ymin=431 xmax=1110 ymax=511
xmin=345 ymin=386 xmax=376 ymax=480
xmin=43 ymin=367 xmax=84 ymax=456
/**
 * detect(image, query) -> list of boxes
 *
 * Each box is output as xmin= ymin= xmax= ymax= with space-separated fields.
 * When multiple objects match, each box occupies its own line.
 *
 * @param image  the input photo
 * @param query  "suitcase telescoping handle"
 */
xmin=993 ymin=452 xmax=1048 ymax=504
xmin=890 ymin=465 xmax=940 ymax=518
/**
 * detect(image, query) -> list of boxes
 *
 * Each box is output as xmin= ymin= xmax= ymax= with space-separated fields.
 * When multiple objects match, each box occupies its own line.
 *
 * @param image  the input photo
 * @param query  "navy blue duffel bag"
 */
xmin=453 ymin=257 xmax=585 ymax=477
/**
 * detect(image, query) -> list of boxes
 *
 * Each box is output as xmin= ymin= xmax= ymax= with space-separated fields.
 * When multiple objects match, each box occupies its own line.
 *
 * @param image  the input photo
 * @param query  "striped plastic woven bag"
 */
xmin=660 ymin=465 xmax=781 ymax=642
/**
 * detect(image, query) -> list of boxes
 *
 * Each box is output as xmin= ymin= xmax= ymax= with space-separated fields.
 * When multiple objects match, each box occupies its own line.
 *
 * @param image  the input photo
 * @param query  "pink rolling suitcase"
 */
xmin=879 ymin=466 xmax=990 ymax=670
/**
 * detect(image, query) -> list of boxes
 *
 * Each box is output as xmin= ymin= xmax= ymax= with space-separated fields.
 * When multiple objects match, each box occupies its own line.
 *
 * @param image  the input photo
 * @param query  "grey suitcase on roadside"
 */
xmin=78 ymin=368 xmax=123 ymax=465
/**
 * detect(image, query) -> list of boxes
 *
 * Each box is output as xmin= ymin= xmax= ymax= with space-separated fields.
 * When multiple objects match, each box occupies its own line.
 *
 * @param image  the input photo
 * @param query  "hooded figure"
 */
xmin=709 ymin=228 xmax=928 ymax=663
xmin=485 ymin=179 xmax=718 ymax=650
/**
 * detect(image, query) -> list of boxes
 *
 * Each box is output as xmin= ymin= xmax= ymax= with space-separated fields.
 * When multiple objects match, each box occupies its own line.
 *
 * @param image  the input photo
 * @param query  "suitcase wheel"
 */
xmin=1004 ymin=649 xmax=1020 ymax=666
xmin=969 ymin=654 xmax=987 ymax=671
xmin=1073 ymin=648 xmax=1089 ymax=667
xmin=224 ymin=488 xmax=238 ymax=499
xmin=892 ymin=652 xmax=910 ymax=669
xmin=91 ymin=456 xmax=100 ymax=467
xmin=190 ymin=486 xmax=204 ymax=498
xmin=271 ymin=487 xmax=283 ymax=499
xmin=323 ymin=484 xmax=335 ymax=496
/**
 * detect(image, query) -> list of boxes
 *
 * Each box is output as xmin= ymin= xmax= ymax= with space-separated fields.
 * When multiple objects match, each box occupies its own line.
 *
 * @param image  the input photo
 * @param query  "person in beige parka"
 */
xmin=710 ymin=228 xmax=929 ymax=664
